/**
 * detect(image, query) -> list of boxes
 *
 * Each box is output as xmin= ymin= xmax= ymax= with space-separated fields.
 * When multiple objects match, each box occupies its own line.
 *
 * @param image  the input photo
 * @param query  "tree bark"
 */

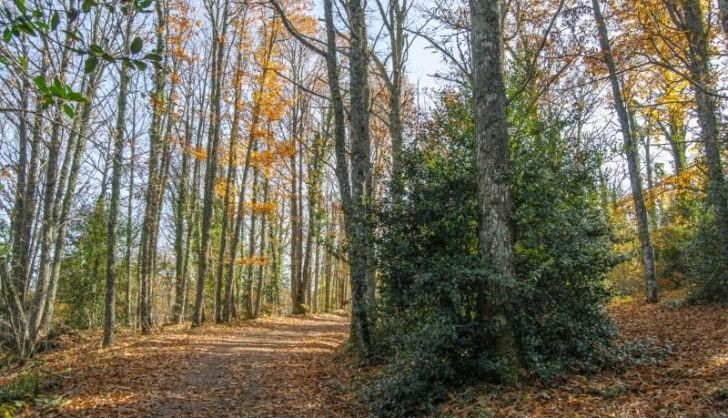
xmin=253 ymin=176 xmax=269 ymax=318
xmin=245 ymin=167 xmax=259 ymax=318
xmin=103 ymin=12 xmax=135 ymax=347
xmin=592 ymin=0 xmax=658 ymax=303
xmin=344 ymin=0 xmax=374 ymax=358
xmin=677 ymin=0 xmax=728 ymax=261
xmin=172 ymin=102 xmax=193 ymax=324
xmin=470 ymin=0 xmax=520 ymax=378
xmin=193 ymin=0 xmax=229 ymax=327
xmin=719 ymin=0 xmax=728 ymax=35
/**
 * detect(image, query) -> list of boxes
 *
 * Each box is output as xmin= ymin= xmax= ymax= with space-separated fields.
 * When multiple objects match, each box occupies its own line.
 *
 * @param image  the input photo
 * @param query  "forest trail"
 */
xmin=19 ymin=315 xmax=357 ymax=418
xmin=9 ymin=295 xmax=728 ymax=417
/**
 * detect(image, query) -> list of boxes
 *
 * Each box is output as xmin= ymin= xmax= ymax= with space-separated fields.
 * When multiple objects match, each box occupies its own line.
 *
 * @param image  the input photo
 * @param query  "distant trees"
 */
xmin=0 ymin=0 xmax=351 ymax=357
xmin=2 ymin=1 xmax=728 ymax=397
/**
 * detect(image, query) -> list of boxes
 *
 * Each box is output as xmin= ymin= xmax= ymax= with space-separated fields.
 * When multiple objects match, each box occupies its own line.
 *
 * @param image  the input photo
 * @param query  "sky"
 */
xmin=309 ymin=0 xmax=448 ymax=92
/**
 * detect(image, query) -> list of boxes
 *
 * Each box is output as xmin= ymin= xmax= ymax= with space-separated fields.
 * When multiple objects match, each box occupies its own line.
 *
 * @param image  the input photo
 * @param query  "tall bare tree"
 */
xmin=592 ymin=0 xmax=658 ymax=303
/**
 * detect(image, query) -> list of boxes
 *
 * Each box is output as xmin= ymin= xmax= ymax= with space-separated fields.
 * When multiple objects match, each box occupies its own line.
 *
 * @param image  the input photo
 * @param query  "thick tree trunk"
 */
xmin=344 ymin=0 xmax=374 ymax=358
xmin=290 ymin=135 xmax=304 ymax=313
xmin=678 ymin=0 xmax=728 ymax=265
xmin=470 ymin=0 xmax=520 ymax=378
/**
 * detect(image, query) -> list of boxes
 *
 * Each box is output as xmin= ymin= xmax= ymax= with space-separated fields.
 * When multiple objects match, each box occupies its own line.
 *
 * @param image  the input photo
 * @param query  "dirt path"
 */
xmin=26 ymin=315 xmax=357 ymax=418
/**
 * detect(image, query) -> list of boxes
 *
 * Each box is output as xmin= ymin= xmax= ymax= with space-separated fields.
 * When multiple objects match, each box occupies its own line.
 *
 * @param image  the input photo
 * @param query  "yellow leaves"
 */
xmin=191 ymin=146 xmax=207 ymax=161
xmin=275 ymin=142 xmax=296 ymax=158
xmin=247 ymin=201 xmax=277 ymax=215
xmin=214 ymin=179 xmax=228 ymax=198
xmin=150 ymin=93 xmax=165 ymax=113
xmin=169 ymin=71 xmax=181 ymax=85
xmin=251 ymin=71 xmax=286 ymax=124
xmin=250 ymin=150 xmax=275 ymax=168
xmin=289 ymin=14 xmax=318 ymax=37
xmin=235 ymin=256 xmax=269 ymax=266
xmin=250 ymin=125 xmax=268 ymax=141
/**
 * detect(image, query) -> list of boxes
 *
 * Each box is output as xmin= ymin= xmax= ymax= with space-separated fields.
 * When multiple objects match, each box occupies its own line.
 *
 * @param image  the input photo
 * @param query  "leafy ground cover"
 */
xmin=1 ymin=294 xmax=726 ymax=417
xmin=437 ymin=292 xmax=728 ymax=417
xmin=1 ymin=315 xmax=361 ymax=417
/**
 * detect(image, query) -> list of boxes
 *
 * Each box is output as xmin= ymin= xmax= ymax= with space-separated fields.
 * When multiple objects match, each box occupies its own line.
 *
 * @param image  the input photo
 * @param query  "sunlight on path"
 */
xmin=28 ymin=315 xmax=353 ymax=418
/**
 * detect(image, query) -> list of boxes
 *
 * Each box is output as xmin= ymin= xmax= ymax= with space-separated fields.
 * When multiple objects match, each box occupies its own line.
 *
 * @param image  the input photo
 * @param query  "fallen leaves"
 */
xmin=5 ymin=315 xmax=359 ymax=418
xmin=438 ymin=293 xmax=728 ymax=417
xmin=5 ymin=294 xmax=726 ymax=418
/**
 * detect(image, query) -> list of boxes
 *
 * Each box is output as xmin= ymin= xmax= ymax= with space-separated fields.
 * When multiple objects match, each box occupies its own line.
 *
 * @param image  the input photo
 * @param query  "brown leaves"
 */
xmin=13 ymin=316 xmax=358 ymax=418
xmin=438 ymin=294 xmax=728 ymax=417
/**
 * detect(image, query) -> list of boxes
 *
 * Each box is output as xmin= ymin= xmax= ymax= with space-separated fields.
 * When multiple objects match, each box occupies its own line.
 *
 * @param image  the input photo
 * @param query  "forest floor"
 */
xmin=2 ymin=314 xmax=361 ymax=417
xmin=2 ymin=293 xmax=728 ymax=417
xmin=438 ymin=290 xmax=728 ymax=417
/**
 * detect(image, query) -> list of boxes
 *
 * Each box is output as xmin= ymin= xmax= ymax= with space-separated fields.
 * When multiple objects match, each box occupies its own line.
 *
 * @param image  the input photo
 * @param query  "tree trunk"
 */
xmin=676 ymin=0 xmax=728 ymax=265
xmin=193 ymin=1 xmax=229 ymax=327
xmin=290 ymin=133 xmax=304 ymax=313
xmin=44 ymin=68 xmax=102 ymax=333
xmin=222 ymin=47 xmax=266 ymax=321
xmin=343 ymin=0 xmax=374 ymax=358
xmin=657 ymin=118 xmax=687 ymax=174
xmin=312 ymin=229 xmax=321 ymax=313
xmin=125 ymin=137 xmax=135 ymax=326
xmin=245 ymin=167 xmax=259 ymax=318
xmin=592 ymin=0 xmax=658 ymax=303
xmin=103 ymin=12 xmax=134 ymax=347
xmin=172 ymin=105 xmax=193 ymax=324
xmin=253 ymin=177 xmax=269 ymax=318
xmin=470 ymin=0 xmax=520 ymax=378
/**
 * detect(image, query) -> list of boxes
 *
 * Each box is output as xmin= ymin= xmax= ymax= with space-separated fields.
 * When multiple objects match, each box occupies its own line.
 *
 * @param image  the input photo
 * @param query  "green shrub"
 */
xmin=0 ymin=371 xmax=64 ymax=416
xmin=370 ymin=89 xmax=617 ymax=416
xmin=685 ymin=209 xmax=728 ymax=303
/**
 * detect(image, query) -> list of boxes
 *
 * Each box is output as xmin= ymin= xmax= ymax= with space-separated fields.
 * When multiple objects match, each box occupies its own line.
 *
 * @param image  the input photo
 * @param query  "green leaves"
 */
xmin=144 ymin=52 xmax=162 ymax=62
xmin=84 ymin=56 xmax=98 ymax=74
xmin=49 ymin=11 xmax=60 ymax=31
xmin=62 ymin=103 xmax=75 ymax=118
xmin=13 ymin=0 xmax=26 ymax=14
xmin=32 ymin=75 xmax=48 ymax=92
xmin=88 ymin=43 xmax=104 ymax=56
xmin=1 ymin=0 xmax=159 ymax=120
xmin=31 ymin=76 xmax=87 ymax=118
xmin=130 ymin=36 xmax=143 ymax=54
xmin=81 ymin=0 xmax=95 ymax=13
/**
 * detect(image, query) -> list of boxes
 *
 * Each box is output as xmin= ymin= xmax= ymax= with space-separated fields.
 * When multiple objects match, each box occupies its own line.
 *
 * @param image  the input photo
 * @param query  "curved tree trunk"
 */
xmin=592 ymin=0 xmax=658 ymax=303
